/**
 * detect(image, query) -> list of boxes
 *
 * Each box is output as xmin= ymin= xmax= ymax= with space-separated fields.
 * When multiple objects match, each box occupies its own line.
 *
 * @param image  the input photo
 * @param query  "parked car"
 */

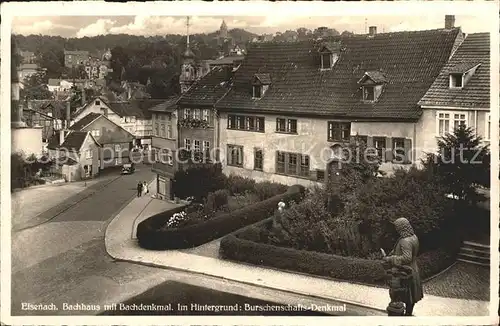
xmin=121 ymin=163 xmax=135 ymax=175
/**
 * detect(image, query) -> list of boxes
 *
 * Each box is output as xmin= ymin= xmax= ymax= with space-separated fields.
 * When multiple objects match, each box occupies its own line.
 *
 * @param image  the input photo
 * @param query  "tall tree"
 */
xmin=423 ymin=124 xmax=490 ymax=204
xmin=20 ymin=72 xmax=53 ymax=102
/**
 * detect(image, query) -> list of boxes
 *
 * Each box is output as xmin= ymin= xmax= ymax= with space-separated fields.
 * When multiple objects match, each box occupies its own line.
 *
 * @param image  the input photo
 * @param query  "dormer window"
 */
xmin=363 ymin=86 xmax=375 ymax=101
xmin=252 ymin=73 xmax=271 ymax=99
xmin=358 ymin=70 xmax=387 ymax=103
xmin=449 ymin=74 xmax=463 ymax=88
xmin=449 ymin=63 xmax=481 ymax=89
xmin=318 ymin=42 xmax=340 ymax=70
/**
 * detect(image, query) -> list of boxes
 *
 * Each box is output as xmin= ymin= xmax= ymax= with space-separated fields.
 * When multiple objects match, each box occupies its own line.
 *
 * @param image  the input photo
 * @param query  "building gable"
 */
xmin=75 ymin=113 xmax=134 ymax=144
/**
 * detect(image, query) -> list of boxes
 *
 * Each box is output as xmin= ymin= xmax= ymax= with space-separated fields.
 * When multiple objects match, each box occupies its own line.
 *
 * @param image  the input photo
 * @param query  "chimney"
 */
xmin=445 ymin=15 xmax=455 ymax=29
xmin=369 ymin=26 xmax=377 ymax=36
xmin=65 ymin=101 xmax=71 ymax=129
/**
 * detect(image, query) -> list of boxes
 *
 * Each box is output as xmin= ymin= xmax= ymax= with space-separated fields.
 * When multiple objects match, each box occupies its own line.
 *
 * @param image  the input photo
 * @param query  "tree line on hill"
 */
xmin=12 ymin=26 xmax=354 ymax=100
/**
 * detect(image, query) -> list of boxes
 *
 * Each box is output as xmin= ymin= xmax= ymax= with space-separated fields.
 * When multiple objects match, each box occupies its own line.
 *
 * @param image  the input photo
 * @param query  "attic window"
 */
xmin=252 ymin=73 xmax=271 ymax=99
xmin=449 ymin=73 xmax=463 ymax=88
xmin=318 ymin=43 xmax=340 ymax=70
xmin=95 ymin=100 xmax=100 ymax=105
xmin=358 ymin=71 xmax=387 ymax=103
xmin=363 ymin=86 xmax=375 ymax=101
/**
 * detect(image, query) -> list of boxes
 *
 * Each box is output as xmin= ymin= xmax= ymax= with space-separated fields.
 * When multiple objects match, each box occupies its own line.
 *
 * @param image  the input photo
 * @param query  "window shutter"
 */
xmin=404 ymin=138 xmax=412 ymax=164
xmin=276 ymin=118 xmax=279 ymax=131
xmin=385 ymin=137 xmax=393 ymax=162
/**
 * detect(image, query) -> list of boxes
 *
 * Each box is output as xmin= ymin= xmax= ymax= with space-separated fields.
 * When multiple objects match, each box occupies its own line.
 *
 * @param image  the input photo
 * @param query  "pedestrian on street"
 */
xmin=382 ymin=218 xmax=424 ymax=316
xmin=142 ymin=181 xmax=148 ymax=196
xmin=137 ymin=182 xmax=143 ymax=197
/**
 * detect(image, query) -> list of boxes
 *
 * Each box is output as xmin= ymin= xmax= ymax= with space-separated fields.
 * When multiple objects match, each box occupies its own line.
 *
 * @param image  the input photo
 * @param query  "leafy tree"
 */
xmin=20 ymin=72 xmax=53 ymax=101
xmin=423 ymin=124 xmax=490 ymax=204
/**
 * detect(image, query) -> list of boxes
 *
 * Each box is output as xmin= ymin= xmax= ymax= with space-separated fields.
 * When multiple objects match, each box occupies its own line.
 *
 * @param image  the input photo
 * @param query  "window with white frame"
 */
xmin=203 ymin=140 xmax=210 ymax=158
xmin=202 ymin=109 xmax=209 ymax=122
xmin=114 ymin=144 xmax=121 ymax=152
xmin=167 ymin=124 xmax=172 ymax=138
xmin=160 ymin=124 xmax=166 ymax=138
xmin=436 ymin=111 xmax=468 ymax=137
xmin=85 ymin=150 xmax=93 ymax=159
xmin=449 ymin=73 xmax=463 ymax=88
xmin=91 ymin=129 xmax=100 ymax=137
xmin=184 ymin=109 xmax=192 ymax=119
xmin=194 ymin=139 xmax=201 ymax=151
xmin=194 ymin=109 xmax=201 ymax=120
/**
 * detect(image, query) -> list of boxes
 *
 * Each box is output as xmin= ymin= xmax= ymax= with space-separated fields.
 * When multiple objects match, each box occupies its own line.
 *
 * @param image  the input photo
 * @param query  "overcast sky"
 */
xmin=12 ymin=15 xmax=489 ymax=38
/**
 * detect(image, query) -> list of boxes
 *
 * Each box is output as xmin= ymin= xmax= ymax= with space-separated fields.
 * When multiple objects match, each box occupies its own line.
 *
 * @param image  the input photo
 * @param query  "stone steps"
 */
xmin=457 ymin=241 xmax=490 ymax=267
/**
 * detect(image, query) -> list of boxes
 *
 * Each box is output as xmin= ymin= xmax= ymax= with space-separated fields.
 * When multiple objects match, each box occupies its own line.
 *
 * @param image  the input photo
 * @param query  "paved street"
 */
xmin=10 ymin=164 xmax=169 ymax=315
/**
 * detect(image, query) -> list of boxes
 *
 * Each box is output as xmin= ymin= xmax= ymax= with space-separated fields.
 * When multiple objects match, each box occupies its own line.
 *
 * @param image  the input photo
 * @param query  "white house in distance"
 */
xmin=72 ymin=96 xmax=165 ymax=148
xmin=47 ymin=79 xmax=74 ymax=93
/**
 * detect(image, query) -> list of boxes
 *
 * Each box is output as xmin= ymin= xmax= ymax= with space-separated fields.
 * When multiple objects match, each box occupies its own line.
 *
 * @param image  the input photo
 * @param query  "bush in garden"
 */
xmin=253 ymin=181 xmax=289 ymax=201
xmin=422 ymin=124 xmax=490 ymax=205
xmin=172 ymin=163 xmax=226 ymax=201
xmin=205 ymin=189 xmax=230 ymax=212
xmin=225 ymin=174 xmax=256 ymax=195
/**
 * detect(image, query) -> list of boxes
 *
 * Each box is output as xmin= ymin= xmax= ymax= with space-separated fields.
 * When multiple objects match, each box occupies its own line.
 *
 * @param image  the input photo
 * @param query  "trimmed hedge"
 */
xmin=137 ymin=184 xmax=306 ymax=250
xmin=219 ymin=217 xmax=462 ymax=286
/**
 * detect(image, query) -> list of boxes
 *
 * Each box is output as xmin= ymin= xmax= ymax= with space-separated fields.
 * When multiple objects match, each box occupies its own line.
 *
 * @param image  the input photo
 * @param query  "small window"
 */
xmin=245 ymin=117 xmax=255 ymax=130
xmin=363 ymin=86 xmax=375 ymax=101
xmin=392 ymin=138 xmax=405 ymax=163
xmin=154 ymin=123 xmax=159 ymax=136
xmin=85 ymin=150 xmax=93 ymax=159
xmin=321 ymin=53 xmax=332 ymax=69
xmin=194 ymin=109 xmax=201 ymax=120
xmin=114 ymin=144 xmax=121 ymax=152
xmin=228 ymin=115 xmax=236 ymax=129
xmin=253 ymin=86 xmax=262 ymax=98
xmin=256 ymin=117 xmax=265 ymax=132
xmin=373 ymin=137 xmax=386 ymax=160
xmin=95 ymin=100 xmax=100 ymax=105
xmin=450 ymin=74 xmax=463 ymax=88
xmin=227 ymin=145 xmax=244 ymax=167
xmin=276 ymin=118 xmax=287 ymax=132
xmin=160 ymin=124 xmax=166 ymax=138
xmin=184 ymin=109 xmax=192 ymax=119
xmin=167 ymin=124 xmax=172 ymax=139
xmin=91 ymin=129 xmax=100 ymax=137
xmin=194 ymin=139 xmax=201 ymax=151
xmin=202 ymin=109 xmax=209 ymax=122
xmin=288 ymin=119 xmax=297 ymax=133
xmin=203 ymin=141 xmax=211 ymax=158
xmin=236 ymin=116 xmax=245 ymax=130
xmin=254 ymin=148 xmax=263 ymax=171
xmin=184 ymin=139 xmax=191 ymax=150
xmin=276 ymin=151 xmax=286 ymax=174
xmin=328 ymin=122 xmax=351 ymax=142
xmin=299 ymin=155 xmax=310 ymax=177
xmin=288 ymin=153 xmax=298 ymax=176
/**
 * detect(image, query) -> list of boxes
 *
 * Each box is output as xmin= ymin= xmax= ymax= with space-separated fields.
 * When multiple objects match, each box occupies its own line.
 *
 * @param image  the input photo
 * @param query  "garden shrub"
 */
xmin=137 ymin=184 xmax=305 ymax=250
xmin=225 ymin=174 xmax=256 ymax=195
xmin=172 ymin=163 xmax=226 ymax=201
xmin=220 ymin=229 xmax=460 ymax=286
xmin=253 ymin=181 xmax=289 ymax=201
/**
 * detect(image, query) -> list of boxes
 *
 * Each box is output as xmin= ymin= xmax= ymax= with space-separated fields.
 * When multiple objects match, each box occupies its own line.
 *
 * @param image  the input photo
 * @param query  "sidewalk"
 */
xmin=12 ymin=175 xmax=121 ymax=231
xmin=105 ymin=183 xmax=490 ymax=317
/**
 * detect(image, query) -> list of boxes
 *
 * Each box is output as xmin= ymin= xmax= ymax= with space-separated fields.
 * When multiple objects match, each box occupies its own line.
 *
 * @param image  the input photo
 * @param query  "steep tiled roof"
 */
xmin=149 ymin=96 xmax=180 ymax=112
xmin=107 ymin=99 xmax=166 ymax=119
xmin=69 ymin=112 xmax=102 ymax=131
xmin=28 ymin=100 xmax=67 ymax=119
xmin=360 ymin=71 xmax=388 ymax=84
xmin=254 ymin=73 xmax=271 ymax=84
xmin=47 ymin=131 xmax=89 ymax=151
xmin=419 ymin=33 xmax=490 ymax=108
xmin=216 ymin=28 xmax=461 ymax=120
xmin=177 ymin=66 xmax=232 ymax=107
